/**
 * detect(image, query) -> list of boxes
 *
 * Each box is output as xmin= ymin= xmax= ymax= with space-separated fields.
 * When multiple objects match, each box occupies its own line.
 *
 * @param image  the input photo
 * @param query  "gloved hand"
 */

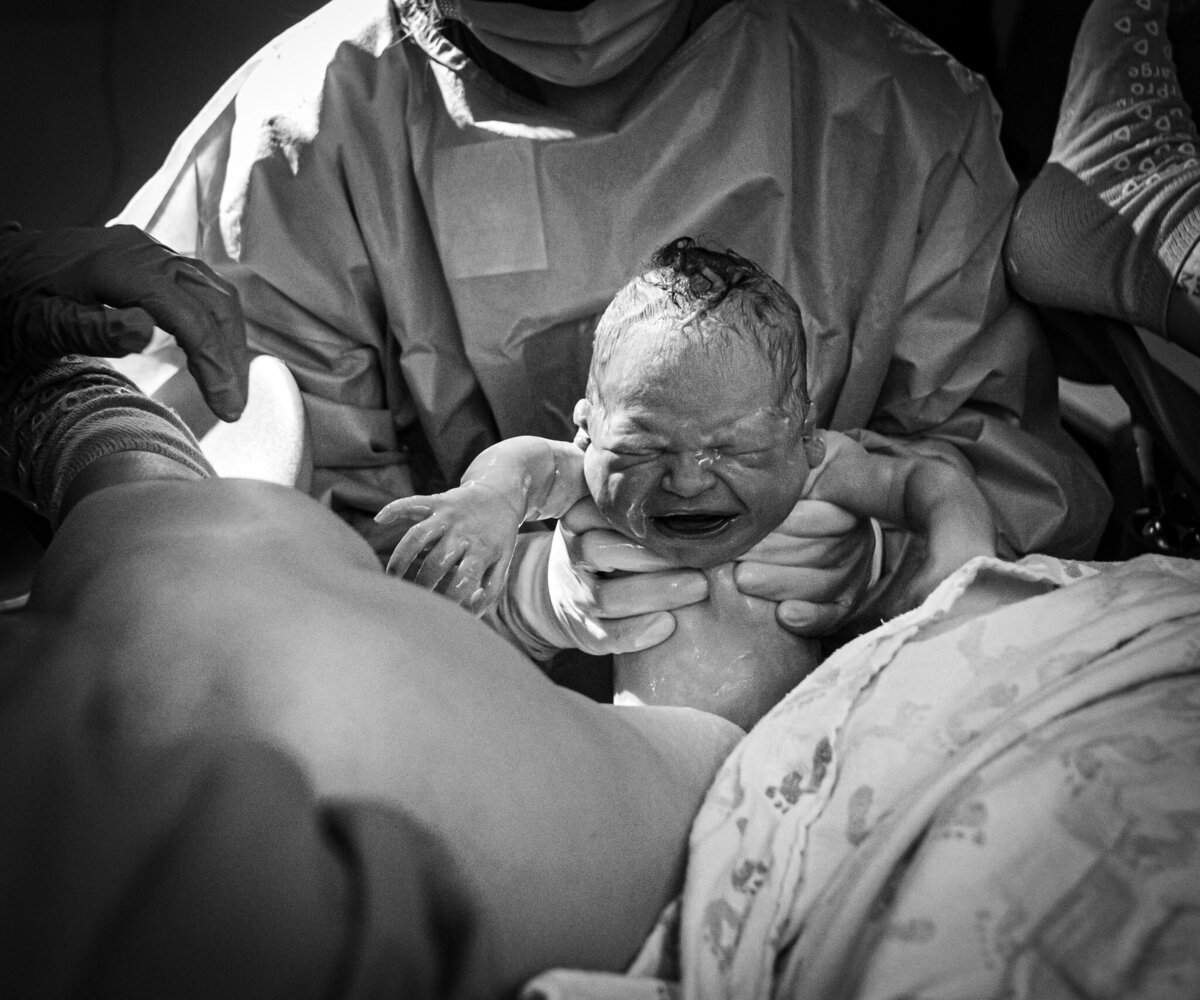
xmin=0 ymin=223 xmax=249 ymax=421
xmin=494 ymin=498 xmax=709 ymax=660
xmin=733 ymin=498 xmax=879 ymax=636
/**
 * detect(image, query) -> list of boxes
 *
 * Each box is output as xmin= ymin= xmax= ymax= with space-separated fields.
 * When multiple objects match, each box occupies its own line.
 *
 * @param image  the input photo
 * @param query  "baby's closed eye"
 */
xmin=601 ymin=445 xmax=663 ymax=468
xmin=726 ymin=448 xmax=776 ymax=467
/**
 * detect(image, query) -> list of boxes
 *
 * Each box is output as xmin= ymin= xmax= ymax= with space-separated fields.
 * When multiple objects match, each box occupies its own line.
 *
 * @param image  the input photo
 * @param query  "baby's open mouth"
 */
xmin=652 ymin=512 xmax=737 ymax=538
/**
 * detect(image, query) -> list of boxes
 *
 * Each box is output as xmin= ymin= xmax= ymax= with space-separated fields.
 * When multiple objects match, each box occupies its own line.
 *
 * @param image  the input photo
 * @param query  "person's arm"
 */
xmin=379 ymin=440 xmax=712 ymax=658
xmin=739 ymin=91 xmax=1111 ymax=634
xmin=113 ymin=14 xmax=497 ymax=556
xmin=866 ymin=95 xmax=1110 ymax=569
xmin=804 ymin=430 xmax=996 ymax=607
xmin=375 ymin=436 xmax=587 ymax=613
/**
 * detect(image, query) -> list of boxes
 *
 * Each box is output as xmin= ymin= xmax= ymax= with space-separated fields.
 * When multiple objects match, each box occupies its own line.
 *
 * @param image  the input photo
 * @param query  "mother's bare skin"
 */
xmin=25 ymin=476 xmax=740 ymax=996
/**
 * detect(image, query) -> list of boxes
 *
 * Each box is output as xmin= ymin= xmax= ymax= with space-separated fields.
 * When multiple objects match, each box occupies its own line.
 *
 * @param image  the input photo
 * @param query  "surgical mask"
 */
xmin=437 ymin=0 xmax=685 ymax=87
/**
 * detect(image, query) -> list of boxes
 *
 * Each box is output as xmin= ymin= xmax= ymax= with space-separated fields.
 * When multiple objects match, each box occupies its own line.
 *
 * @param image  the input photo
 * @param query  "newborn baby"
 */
xmin=378 ymin=238 xmax=995 ymax=729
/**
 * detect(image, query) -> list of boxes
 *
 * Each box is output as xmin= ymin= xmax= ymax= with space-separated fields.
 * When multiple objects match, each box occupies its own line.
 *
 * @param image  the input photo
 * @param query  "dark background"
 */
xmin=0 ymin=0 xmax=326 ymax=229
xmin=0 ymin=0 xmax=1126 ymax=230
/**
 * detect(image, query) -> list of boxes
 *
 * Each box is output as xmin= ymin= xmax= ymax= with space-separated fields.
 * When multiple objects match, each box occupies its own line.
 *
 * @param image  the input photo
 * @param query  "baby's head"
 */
xmin=574 ymin=237 xmax=824 ymax=568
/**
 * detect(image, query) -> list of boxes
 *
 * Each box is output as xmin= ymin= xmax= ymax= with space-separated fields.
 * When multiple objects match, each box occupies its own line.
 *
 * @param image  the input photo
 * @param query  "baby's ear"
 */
xmin=802 ymin=428 xmax=826 ymax=469
xmin=799 ymin=402 xmax=825 ymax=468
xmin=572 ymin=398 xmax=592 ymax=451
xmin=573 ymin=397 xmax=591 ymax=429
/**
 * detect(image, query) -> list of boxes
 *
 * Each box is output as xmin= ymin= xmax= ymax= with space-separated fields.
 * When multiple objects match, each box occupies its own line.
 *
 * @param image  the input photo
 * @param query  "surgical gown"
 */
xmin=117 ymin=0 xmax=1110 ymax=565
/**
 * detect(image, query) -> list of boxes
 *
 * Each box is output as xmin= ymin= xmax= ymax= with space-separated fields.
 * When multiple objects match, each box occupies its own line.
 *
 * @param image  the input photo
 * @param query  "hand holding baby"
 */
xmin=378 ymin=238 xmax=996 ymax=670
xmin=733 ymin=498 xmax=878 ymax=636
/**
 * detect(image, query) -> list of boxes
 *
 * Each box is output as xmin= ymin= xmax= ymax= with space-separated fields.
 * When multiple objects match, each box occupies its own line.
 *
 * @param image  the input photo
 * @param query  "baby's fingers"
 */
xmin=464 ymin=550 xmax=516 ymax=616
xmin=375 ymin=495 xmax=440 ymax=527
xmin=386 ymin=519 xmax=444 ymax=578
xmin=442 ymin=553 xmax=495 ymax=614
xmin=412 ymin=535 xmax=474 ymax=592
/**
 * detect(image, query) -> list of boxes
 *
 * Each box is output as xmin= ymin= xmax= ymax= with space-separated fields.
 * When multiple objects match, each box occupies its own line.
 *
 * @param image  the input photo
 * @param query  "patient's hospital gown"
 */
xmin=116 ymin=0 xmax=1107 ymax=565
xmin=523 ymin=553 xmax=1200 ymax=999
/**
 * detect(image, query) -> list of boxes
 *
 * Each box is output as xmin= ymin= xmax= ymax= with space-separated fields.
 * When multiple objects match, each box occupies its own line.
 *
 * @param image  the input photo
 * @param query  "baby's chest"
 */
xmin=614 ymin=564 xmax=821 ymax=731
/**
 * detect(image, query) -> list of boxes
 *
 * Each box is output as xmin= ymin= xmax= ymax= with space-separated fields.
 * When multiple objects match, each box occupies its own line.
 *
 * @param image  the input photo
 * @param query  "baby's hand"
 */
xmin=375 ymin=483 xmax=525 ymax=615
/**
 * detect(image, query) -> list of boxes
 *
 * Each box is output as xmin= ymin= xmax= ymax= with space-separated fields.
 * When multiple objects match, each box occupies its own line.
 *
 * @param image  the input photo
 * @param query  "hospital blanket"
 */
xmin=522 ymin=554 xmax=1200 ymax=1000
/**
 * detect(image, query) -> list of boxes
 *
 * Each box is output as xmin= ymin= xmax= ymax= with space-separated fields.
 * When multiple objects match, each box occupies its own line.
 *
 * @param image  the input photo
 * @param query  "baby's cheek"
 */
xmin=763 ymin=485 xmax=806 ymax=527
xmin=749 ymin=462 xmax=809 ymax=516
xmin=582 ymin=452 xmax=611 ymax=503
xmin=600 ymin=473 xmax=653 ymax=539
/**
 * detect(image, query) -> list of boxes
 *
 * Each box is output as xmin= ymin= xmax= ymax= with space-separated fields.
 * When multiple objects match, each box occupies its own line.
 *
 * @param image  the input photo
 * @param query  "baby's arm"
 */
xmin=804 ymin=431 xmax=996 ymax=603
xmin=375 ymin=436 xmax=587 ymax=613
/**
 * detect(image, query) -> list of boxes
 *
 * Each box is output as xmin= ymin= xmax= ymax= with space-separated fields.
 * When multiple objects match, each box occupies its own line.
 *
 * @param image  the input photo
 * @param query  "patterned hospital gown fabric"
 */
xmin=521 ymin=554 xmax=1200 ymax=1000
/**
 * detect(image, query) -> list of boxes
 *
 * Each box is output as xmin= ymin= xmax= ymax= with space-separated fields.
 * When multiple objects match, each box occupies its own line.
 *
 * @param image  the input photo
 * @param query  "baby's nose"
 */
xmin=662 ymin=451 xmax=717 ymax=497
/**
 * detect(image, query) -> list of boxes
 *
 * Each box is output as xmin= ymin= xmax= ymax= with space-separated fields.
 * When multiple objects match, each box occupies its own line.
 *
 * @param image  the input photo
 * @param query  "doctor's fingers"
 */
xmin=9 ymin=295 xmax=154 ymax=361
xmin=556 ymin=494 xmax=610 ymax=533
xmin=557 ymin=497 xmax=678 ymax=572
xmin=738 ymin=514 xmax=871 ymax=568
xmin=71 ymin=227 xmax=249 ymax=421
xmin=561 ymin=522 xmax=682 ymax=575
xmin=577 ymin=610 xmax=678 ymax=656
xmin=583 ymin=566 xmax=708 ymax=619
xmin=733 ymin=559 xmax=859 ymax=607
xmin=773 ymin=598 xmax=855 ymax=638
xmin=765 ymin=498 xmax=861 ymax=540
xmin=135 ymin=261 xmax=250 ymax=423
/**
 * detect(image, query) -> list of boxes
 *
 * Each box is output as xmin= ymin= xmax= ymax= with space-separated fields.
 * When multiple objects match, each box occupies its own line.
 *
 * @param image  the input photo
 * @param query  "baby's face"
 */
xmin=577 ymin=339 xmax=815 ymax=568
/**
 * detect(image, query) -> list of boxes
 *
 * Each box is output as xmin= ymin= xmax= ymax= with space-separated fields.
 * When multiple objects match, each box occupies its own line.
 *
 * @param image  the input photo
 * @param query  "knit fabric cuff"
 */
xmin=1 ymin=355 xmax=214 ymax=527
xmin=1006 ymin=163 xmax=1177 ymax=333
